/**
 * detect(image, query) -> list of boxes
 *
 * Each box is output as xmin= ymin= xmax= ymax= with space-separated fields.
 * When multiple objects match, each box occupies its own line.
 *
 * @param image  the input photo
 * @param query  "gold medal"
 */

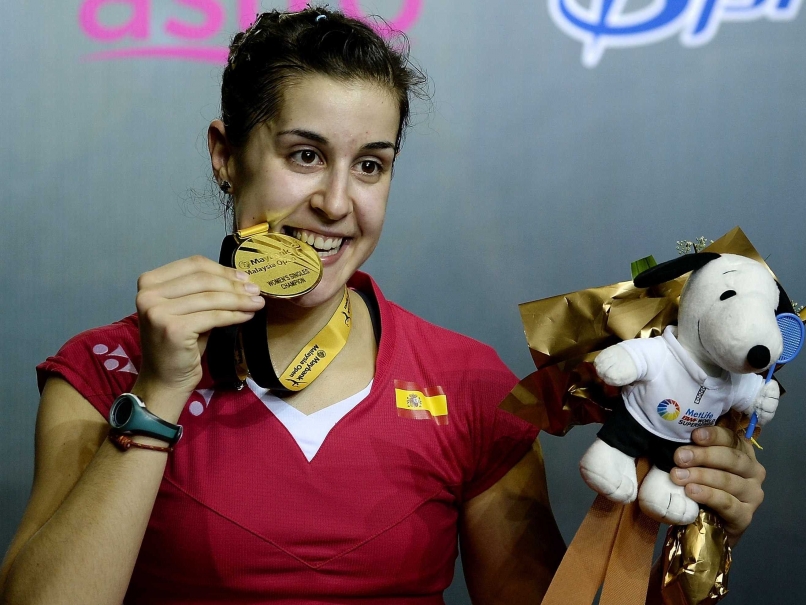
xmin=232 ymin=223 xmax=322 ymax=298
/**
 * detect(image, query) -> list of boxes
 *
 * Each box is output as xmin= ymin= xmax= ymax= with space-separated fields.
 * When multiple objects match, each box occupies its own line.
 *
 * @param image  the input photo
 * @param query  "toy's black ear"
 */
xmin=776 ymin=282 xmax=796 ymax=316
xmin=633 ymin=252 xmax=721 ymax=288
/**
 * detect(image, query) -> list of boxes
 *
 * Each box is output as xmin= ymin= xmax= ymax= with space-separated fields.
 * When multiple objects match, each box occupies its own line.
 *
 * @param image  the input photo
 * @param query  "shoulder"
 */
xmin=36 ymin=314 xmax=141 ymax=416
xmin=619 ymin=332 xmax=671 ymax=357
xmin=618 ymin=332 xmax=672 ymax=377
xmin=355 ymin=271 xmax=518 ymax=404
xmin=387 ymin=301 xmax=512 ymax=376
xmin=45 ymin=314 xmax=141 ymax=369
xmin=382 ymin=302 xmax=521 ymax=439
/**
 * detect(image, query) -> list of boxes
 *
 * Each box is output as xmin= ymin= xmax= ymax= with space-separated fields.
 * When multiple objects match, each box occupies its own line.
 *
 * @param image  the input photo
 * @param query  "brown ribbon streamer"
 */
xmin=541 ymin=459 xmax=660 ymax=605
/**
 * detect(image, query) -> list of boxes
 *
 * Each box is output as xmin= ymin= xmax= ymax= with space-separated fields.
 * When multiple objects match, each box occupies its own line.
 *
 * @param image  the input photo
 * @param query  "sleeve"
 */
xmin=617 ymin=335 xmax=669 ymax=382
xmin=730 ymin=372 xmax=764 ymax=413
xmin=460 ymin=350 xmax=540 ymax=503
xmin=36 ymin=315 xmax=141 ymax=419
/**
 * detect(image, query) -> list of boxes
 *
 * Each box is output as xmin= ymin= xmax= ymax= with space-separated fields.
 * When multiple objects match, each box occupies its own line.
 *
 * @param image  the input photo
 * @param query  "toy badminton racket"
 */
xmin=745 ymin=313 xmax=805 ymax=439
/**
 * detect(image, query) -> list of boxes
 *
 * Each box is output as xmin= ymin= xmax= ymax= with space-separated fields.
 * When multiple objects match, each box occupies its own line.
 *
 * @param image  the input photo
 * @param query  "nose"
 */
xmin=311 ymin=170 xmax=351 ymax=221
xmin=747 ymin=345 xmax=771 ymax=369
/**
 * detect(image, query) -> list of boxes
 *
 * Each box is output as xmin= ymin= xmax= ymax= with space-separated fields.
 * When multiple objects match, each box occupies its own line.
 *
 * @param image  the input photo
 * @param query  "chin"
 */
xmin=293 ymin=273 xmax=353 ymax=308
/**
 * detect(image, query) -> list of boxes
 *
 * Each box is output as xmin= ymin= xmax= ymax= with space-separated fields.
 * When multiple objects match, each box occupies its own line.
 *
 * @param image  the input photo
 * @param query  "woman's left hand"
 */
xmin=670 ymin=426 xmax=766 ymax=546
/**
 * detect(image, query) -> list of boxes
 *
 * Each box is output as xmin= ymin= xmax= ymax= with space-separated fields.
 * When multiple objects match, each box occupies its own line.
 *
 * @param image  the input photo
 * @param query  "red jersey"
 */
xmin=37 ymin=272 xmax=539 ymax=604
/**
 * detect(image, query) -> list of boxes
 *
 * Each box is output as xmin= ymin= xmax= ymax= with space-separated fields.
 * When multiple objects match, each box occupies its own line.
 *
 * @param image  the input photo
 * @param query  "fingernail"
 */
xmin=688 ymin=484 xmax=701 ymax=495
xmin=677 ymin=449 xmax=693 ymax=463
xmin=674 ymin=468 xmax=690 ymax=480
xmin=251 ymin=296 xmax=264 ymax=303
xmin=693 ymin=428 xmax=709 ymax=441
xmin=236 ymin=271 xmax=249 ymax=281
xmin=244 ymin=282 xmax=260 ymax=294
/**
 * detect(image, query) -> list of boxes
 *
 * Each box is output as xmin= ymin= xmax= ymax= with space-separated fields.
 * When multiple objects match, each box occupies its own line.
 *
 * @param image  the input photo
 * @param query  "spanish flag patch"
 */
xmin=394 ymin=380 xmax=448 ymax=425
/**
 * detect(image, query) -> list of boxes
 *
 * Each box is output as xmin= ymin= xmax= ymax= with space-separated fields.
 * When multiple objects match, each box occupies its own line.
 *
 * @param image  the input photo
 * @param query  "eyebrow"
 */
xmin=277 ymin=129 xmax=395 ymax=152
xmin=277 ymin=128 xmax=328 ymax=145
xmin=361 ymin=141 xmax=396 ymax=151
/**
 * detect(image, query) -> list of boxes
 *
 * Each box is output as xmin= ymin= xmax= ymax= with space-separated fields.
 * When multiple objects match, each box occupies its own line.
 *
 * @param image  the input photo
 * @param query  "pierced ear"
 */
xmin=633 ymin=252 xmax=721 ymax=288
xmin=775 ymin=282 xmax=796 ymax=316
xmin=208 ymin=120 xmax=233 ymax=186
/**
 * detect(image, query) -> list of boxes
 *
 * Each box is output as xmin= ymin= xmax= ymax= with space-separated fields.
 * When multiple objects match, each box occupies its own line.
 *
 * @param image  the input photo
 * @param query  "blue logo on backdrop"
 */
xmin=549 ymin=0 xmax=803 ymax=67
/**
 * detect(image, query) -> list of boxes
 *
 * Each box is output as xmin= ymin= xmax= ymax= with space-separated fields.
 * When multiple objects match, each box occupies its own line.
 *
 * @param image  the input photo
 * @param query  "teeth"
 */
xmin=289 ymin=228 xmax=344 ymax=253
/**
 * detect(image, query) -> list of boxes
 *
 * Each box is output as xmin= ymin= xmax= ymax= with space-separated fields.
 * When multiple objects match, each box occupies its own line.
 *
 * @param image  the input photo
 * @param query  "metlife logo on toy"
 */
xmin=549 ymin=0 xmax=803 ymax=67
xmin=78 ymin=0 xmax=423 ymax=63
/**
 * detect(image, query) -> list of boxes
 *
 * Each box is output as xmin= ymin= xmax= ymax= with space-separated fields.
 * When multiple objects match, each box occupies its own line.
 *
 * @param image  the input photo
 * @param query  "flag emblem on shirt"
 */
xmin=394 ymin=380 xmax=448 ymax=425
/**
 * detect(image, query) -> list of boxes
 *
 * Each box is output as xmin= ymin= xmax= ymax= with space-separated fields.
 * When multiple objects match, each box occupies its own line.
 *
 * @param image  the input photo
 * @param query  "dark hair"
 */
xmin=221 ymin=7 xmax=427 ymax=152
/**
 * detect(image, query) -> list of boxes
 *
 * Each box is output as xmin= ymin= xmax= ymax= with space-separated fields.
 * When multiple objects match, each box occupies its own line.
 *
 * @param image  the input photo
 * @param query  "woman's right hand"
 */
xmin=133 ymin=255 xmax=264 ymax=418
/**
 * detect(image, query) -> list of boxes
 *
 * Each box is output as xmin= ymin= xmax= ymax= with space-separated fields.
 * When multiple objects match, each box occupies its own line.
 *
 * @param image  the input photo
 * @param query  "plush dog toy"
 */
xmin=579 ymin=252 xmax=786 ymax=525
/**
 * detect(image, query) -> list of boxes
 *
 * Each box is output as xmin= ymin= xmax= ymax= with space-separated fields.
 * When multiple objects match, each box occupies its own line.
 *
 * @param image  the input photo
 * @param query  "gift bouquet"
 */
xmin=502 ymin=227 xmax=805 ymax=605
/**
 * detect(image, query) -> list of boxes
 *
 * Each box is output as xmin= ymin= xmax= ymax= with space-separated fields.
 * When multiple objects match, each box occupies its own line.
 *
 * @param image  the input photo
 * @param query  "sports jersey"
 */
xmin=618 ymin=326 xmax=762 ymax=443
xmin=36 ymin=271 xmax=538 ymax=605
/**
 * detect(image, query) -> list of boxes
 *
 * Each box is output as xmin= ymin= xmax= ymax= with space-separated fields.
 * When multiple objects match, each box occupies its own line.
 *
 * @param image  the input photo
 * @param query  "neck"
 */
xmin=263 ymin=289 xmax=347 ymax=370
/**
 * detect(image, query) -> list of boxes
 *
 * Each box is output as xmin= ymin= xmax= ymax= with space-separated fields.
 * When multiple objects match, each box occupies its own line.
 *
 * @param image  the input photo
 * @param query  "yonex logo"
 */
xmin=548 ymin=0 xmax=803 ymax=67
xmin=188 ymin=388 xmax=215 ymax=416
xmin=93 ymin=342 xmax=214 ymax=415
xmin=93 ymin=343 xmax=138 ymax=374
xmin=78 ymin=0 xmax=423 ymax=64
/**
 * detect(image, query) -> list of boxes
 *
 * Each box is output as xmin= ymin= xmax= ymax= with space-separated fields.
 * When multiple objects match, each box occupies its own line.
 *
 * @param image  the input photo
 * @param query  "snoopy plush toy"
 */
xmin=579 ymin=252 xmax=789 ymax=525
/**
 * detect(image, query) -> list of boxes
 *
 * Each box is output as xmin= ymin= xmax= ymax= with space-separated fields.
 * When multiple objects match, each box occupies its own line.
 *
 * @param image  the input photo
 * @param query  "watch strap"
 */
xmin=108 ymin=430 xmax=174 ymax=453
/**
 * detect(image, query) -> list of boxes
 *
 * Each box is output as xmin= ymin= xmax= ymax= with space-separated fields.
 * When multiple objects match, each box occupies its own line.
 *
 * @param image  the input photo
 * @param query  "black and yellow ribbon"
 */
xmin=240 ymin=287 xmax=351 ymax=395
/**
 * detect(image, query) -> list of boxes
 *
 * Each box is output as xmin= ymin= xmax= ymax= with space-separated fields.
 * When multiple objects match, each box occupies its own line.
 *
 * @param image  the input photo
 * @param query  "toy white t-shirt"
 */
xmin=619 ymin=326 xmax=762 ymax=442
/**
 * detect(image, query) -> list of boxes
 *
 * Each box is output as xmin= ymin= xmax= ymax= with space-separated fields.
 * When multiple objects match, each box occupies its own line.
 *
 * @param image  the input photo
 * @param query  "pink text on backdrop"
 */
xmin=80 ymin=0 xmax=422 ymax=63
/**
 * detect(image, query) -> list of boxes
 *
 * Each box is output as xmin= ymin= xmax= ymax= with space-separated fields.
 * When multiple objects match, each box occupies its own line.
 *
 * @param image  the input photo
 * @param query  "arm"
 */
xmin=595 ymin=336 xmax=665 ymax=388
xmin=0 ymin=257 xmax=264 ymax=605
xmin=732 ymin=374 xmax=779 ymax=427
xmin=458 ymin=438 xmax=686 ymax=605
xmin=459 ymin=438 xmax=565 ymax=604
xmin=0 ymin=378 xmax=179 ymax=605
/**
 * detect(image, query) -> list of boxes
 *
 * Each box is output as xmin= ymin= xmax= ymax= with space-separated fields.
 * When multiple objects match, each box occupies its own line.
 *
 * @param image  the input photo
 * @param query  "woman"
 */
xmin=0 ymin=8 xmax=766 ymax=604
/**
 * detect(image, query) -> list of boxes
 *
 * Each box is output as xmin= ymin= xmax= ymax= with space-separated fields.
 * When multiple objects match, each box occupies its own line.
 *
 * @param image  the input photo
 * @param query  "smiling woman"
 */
xmin=210 ymin=75 xmax=399 ymax=308
xmin=0 ymin=7 xmax=564 ymax=604
xmin=0 ymin=6 xmax=768 ymax=605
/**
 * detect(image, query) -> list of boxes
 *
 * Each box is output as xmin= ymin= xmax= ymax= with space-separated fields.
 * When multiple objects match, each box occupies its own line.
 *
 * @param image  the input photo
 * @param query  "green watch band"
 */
xmin=109 ymin=393 xmax=183 ymax=445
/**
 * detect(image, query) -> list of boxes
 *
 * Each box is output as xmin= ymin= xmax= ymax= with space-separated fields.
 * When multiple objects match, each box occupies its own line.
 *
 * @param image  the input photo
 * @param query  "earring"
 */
xmin=219 ymin=180 xmax=231 ymax=193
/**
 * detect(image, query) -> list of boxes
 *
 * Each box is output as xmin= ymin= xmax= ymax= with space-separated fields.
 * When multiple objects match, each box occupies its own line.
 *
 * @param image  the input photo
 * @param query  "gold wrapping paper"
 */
xmin=501 ymin=226 xmax=779 ymax=436
xmin=661 ymin=509 xmax=731 ymax=605
xmin=503 ymin=226 xmax=788 ymax=604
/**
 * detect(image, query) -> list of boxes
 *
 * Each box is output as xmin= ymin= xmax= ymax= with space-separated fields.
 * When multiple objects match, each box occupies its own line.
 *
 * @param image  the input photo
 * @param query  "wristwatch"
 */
xmin=108 ymin=393 xmax=183 ymax=445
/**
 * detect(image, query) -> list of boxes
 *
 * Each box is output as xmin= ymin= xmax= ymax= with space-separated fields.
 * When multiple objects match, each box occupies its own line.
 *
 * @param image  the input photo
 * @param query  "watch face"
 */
xmin=111 ymin=396 xmax=134 ymax=428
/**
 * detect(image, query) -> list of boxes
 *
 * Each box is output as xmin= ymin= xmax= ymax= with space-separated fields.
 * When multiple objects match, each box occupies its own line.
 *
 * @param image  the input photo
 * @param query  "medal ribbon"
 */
xmin=274 ymin=287 xmax=351 ymax=392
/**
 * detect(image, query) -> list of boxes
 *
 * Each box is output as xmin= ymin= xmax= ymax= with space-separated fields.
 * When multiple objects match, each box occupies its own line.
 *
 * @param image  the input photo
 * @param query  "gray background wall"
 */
xmin=2 ymin=1 xmax=805 ymax=602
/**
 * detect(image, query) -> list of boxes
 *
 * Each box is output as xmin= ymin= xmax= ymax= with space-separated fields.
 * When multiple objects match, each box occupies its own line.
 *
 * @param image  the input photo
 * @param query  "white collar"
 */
xmin=247 ymin=379 xmax=373 ymax=462
xmin=663 ymin=326 xmax=729 ymax=388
